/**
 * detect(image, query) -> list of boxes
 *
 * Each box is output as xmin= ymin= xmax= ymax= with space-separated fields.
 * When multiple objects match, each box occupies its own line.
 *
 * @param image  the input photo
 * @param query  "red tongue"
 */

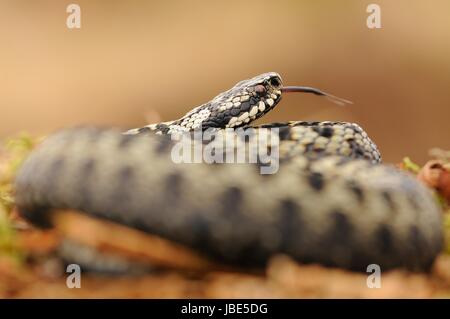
xmin=281 ymin=86 xmax=353 ymax=106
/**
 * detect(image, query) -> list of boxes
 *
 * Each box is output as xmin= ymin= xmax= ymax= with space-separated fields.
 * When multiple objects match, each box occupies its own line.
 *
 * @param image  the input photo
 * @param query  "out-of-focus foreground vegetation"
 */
xmin=1 ymin=135 xmax=449 ymax=263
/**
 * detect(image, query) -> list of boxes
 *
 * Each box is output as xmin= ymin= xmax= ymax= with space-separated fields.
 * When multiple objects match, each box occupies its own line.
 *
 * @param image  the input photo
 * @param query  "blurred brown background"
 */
xmin=0 ymin=0 xmax=449 ymax=163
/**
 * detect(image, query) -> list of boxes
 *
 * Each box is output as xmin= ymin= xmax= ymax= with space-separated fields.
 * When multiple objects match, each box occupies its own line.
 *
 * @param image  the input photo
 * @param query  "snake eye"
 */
xmin=269 ymin=77 xmax=281 ymax=88
xmin=254 ymin=85 xmax=266 ymax=96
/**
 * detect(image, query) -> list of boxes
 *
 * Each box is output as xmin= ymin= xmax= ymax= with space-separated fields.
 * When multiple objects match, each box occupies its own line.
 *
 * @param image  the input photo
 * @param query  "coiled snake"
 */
xmin=15 ymin=72 xmax=443 ymax=272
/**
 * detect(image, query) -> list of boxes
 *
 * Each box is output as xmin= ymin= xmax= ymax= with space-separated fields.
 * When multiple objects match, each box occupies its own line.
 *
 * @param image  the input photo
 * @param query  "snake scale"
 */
xmin=15 ymin=72 xmax=443 ymax=272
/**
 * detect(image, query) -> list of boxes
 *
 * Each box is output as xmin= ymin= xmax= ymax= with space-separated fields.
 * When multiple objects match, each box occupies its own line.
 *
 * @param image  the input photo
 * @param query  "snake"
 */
xmin=14 ymin=72 xmax=443 ymax=272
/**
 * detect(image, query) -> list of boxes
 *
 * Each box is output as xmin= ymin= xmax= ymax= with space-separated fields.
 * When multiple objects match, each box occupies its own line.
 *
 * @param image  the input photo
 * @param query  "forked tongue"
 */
xmin=281 ymin=86 xmax=353 ymax=106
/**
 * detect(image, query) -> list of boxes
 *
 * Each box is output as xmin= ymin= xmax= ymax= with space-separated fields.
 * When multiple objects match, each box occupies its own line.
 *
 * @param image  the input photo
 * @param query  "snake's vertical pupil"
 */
xmin=269 ymin=77 xmax=281 ymax=88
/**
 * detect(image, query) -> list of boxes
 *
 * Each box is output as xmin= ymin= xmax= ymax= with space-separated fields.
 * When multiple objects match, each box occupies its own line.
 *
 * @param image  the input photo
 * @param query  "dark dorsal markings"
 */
xmin=312 ymin=126 xmax=334 ymax=138
xmin=353 ymin=145 xmax=366 ymax=158
xmin=40 ymin=157 xmax=66 ymax=196
xmin=347 ymin=139 xmax=366 ymax=159
xmin=278 ymin=126 xmax=291 ymax=140
xmin=375 ymin=224 xmax=394 ymax=254
xmin=220 ymin=186 xmax=244 ymax=217
xmin=259 ymin=122 xmax=290 ymax=129
xmin=407 ymin=193 xmax=422 ymax=213
xmin=155 ymin=123 xmax=170 ymax=134
xmin=381 ymin=191 xmax=396 ymax=211
xmin=327 ymin=210 xmax=353 ymax=245
xmin=333 ymin=210 xmax=352 ymax=233
xmin=230 ymin=108 xmax=240 ymax=116
xmin=118 ymin=165 xmax=134 ymax=184
xmin=308 ymin=172 xmax=325 ymax=191
xmin=188 ymin=212 xmax=212 ymax=250
xmin=164 ymin=171 xmax=183 ymax=201
xmin=319 ymin=126 xmax=334 ymax=138
xmin=201 ymin=119 xmax=215 ymax=128
xmin=77 ymin=157 xmax=97 ymax=209
xmin=154 ymin=135 xmax=173 ymax=154
xmin=118 ymin=133 xmax=136 ymax=148
xmin=137 ymin=127 xmax=151 ymax=134
xmin=97 ymin=165 xmax=136 ymax=217
xmin=293 ymin=121 xmax=321 ymax=126
xmin=277 ymin=199 xmax=302 ymax=253
xmin=239 ymin=101 xmax=251 ymax=112
xmin=347 ymin=180 xmax=365 ymax=203
xmin=110 ymin=165 xmax=135 ymax=207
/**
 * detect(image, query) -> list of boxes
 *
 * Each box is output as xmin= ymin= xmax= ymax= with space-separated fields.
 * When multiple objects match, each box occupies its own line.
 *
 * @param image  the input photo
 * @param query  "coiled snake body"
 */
xmin=15 ymin=72 xmax=443 ymax=272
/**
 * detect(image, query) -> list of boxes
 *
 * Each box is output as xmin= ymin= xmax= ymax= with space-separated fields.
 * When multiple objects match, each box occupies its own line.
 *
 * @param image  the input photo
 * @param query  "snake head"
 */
xmin=211 ymin=72 xmax=284 ymax=128
xmin=176 ymin=72 xmax=284 ymax=130
xmin=166 ymin=72 xmax=350 ymax=133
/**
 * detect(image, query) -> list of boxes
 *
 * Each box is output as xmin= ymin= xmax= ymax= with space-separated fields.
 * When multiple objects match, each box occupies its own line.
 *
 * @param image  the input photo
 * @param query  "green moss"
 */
xmin=0 ymin=205 xmax=21 ymax=261
xmin=0 ymin=133 xmax=37 ymax=263
xmin=402 ymin=157 xmax=421 ymax=174
xmin=2 ymin=134 xmax=37 ymax=179
xmin=444 ymin=212 xmax=450 ymax=255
